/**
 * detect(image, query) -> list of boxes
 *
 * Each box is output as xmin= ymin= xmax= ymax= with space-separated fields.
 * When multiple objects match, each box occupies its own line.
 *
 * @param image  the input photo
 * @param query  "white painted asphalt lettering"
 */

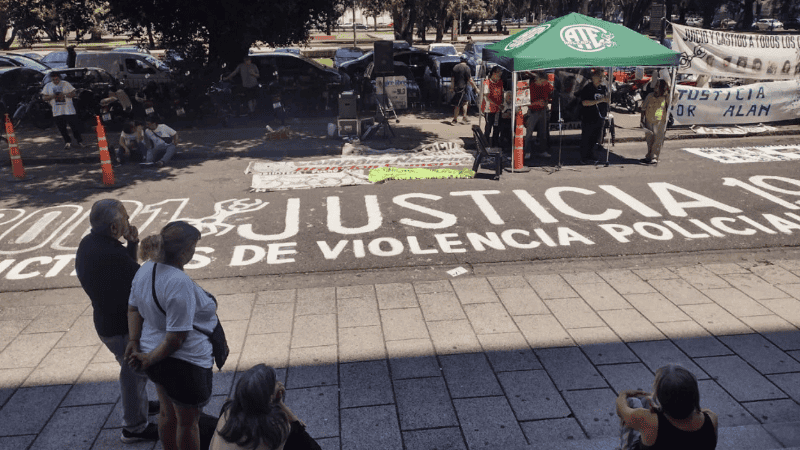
xmin=44 ymin=254 xmax=76 ymax=278
xmin=466 ymin=232 xmax=506 ymax=251
xmin=231 ymin=245 xmax=266 ymax=266
xmin=738 ymin=215 xmax=778 ymax=234
xmin=663 ymin=221 xmax=710 ymax=239
xmin=15 ymin=212 xmax=62 ymax=244
xmin=353 ymin=240 xmax=366 ymax=258
xmin=599 ymin=185 xmax=662 ymax=217
xmin=512 ymin=190 xmax=559 ymax=223
xmin=762 ymin=214 xmax=800 ymax=234
xmin=318 ymin=240 xmax=348 ymax=259
xmin=0 ymin=206 xmax=82 ymax=255
xmin=649 ymin=182 xmax=742 ymax=217
xmin=0 ymin=259 xmax=15 ymax=276
xmin=368 ymin=238 xmax=404 ymax=257
xmin=710 ymin=217 xmax=756 ymax=235
xmin=450 ymin=190 xmax=504 ymax=225
xmin=723 ymin=177 xmax=800 ymax=210
xmin=394 ymin=193 xmax=457 ymax=229
xmin=634 ymin=222 xmax=674 ymax=240
xmin=501 ymin=230 xmax=540 ymax=249
xmin=534 ymin=228 xmax=558 ymax=247
xmin=327 ymin=195 xmax=382 ymax=234
xmin=237 ymin=198 xmax=300 ymax=241
xmin=6 ymin=256 xmax=53 ymax=280
xmin=689 ymin=219 xmax=726 ymax=237
xmin=599 ymin=224 xmax=635 ymax=243
xmin=557 ymin=227 xmax=594 ymax=246
xmin=267 ymin=243 xmax=297 ymax=264
xmin=184 ymin=247 xmax=213 ymax=269
xmin=435 ymin=233 xmax=467 ymax=253
xmin=545 ymin=187 xmax=622 ymax=221
xmin=749 ymin=175 xmax=800 ymax=198
xmin=407 ymin=236 xmax=438 ymax=254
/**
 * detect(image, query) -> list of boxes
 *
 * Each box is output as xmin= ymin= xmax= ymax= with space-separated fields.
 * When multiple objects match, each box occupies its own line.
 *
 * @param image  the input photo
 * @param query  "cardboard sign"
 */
xmin=375 ymin=76 xmax=409 ymax=110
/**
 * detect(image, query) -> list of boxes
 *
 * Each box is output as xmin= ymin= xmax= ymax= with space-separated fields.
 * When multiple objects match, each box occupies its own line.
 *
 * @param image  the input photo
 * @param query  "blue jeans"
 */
xmin=146 ymin=142 xmax=177 ymax=164
xmin=524 ymin=109 xmax=549 ymax=156
xmin=99 ymin=334 xmax=150 ymax=433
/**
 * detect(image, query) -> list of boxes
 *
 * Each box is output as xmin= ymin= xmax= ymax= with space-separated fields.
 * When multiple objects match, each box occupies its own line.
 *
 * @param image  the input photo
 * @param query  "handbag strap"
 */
xmin=151 ymin=263 xmax=213 ymax=338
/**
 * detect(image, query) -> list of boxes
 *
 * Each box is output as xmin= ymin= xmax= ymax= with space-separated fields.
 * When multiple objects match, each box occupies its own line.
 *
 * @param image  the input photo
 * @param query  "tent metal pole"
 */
xmin=511 ymin=71 xmax=517 ymax=173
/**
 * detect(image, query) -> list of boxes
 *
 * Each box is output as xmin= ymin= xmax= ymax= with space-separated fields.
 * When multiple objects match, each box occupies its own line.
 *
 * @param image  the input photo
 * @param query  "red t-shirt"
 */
xmin=487 ymin=79 xmax=503 ymax=113
xmin=529 ymin=81 xmax=553 ymax=111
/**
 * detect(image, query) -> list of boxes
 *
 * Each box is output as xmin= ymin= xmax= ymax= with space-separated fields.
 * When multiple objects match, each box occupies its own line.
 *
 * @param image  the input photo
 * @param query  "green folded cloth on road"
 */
xmin=368 ymin=167 xmax=475 ymax=183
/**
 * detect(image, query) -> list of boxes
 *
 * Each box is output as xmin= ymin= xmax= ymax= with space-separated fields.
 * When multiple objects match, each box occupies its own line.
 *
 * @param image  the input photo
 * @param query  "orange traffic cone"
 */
xmin=513 ymin=108 xmax=525 ymax=170
xmin=95 ymin=116 xmax=114 ymax=186
xmin=4 ymin=114 xmax=25 ymax=179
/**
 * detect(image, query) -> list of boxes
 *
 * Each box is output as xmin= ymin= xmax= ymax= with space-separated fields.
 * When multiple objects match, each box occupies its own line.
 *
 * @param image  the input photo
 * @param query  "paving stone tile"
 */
xmin=375 ymin=282 xmax=418 ymax=309
xmin=394 ymin=377 xmax=457 ymax=430
xmin=316 ymin=437 xmax=339 ymax=450
xmin=453 ymin=396 xmax=528 ymax=449
xmin=440 ymin=353 xmax=502 ymax=398
xmin=654 ymin=321 xmax=732 ymax=357
xmin=338 ymin=325 xmax=385 ymax=362
xmin=628 ymin=340 xmax=708 ymax=380
xmin=562 ymin=271 xmax=605 ymax=285
xmin=721 ymin=273 xmax=791 ymax=300
xmin=54 ymin=316 xmax=101 ymax=348
xmin=216 ymin=320 xmax=246 ymax=355
xmin=757 ymin=327 xmax=800 ymax=352
xmin=496 ymin=287 xmax=549 ymax=316
xmin=248 ymin=303 xmax=294 ymax=334
xmin=91 ymin=345 xmax=116 ymax=364
xmin=295 ymin=287 xmax=335 ymax=315
xmin=418 ymin=292 xmax=467 ymax=322
xmin=0 ymin=320 xmax=28 ymax=353
xmin=210 ymin=370 xmax=235 ymax=397
xmin=571 ymin=282 xmax=632 ymax=311
xmin=649 ymin=278 xmax=712 ymax=305
xmin=255 ymin=288 xmax=296 ymax=305
xmin=402 ymin=428 xmax=467 ymax=450
xmin=703 ymin=263 xmax=751 ymax=275
xmin=451 ymin=277 xmax=499 ymax=304
xmin=760 ymin=298 xmax=800 ymax=328
xmin=790 ymin=350 xmax=800 ymax=362
xmin=239 ymin=332 xmax=290 ymax=370
xmin=339 ymin=360 xmax=393 ymax=408
xmin=478 ymin=332 xmax=542 ymax=372
xmin=542 ymin=437 xmax=620 ymax=450
xmin=742 ymin=399 xmax=800 ymax=424
xmin=562 ymin=388 xmax=619 ymax=438
xmin=0 ymin=436 xmax=36 ymax=450
xmin=24 ymin=345 xmax=98 ymax=387
xmin=0 ymin=367 xmax=31 ymax=407
xmin=545 ymin=298 xmax=604 ymax=329
xmin=597 ymin=309 xmax=665 ymax=343
xmin=597 ymin=269 xmax=656 ymax=295
xmin=0 ymin=306 xmax=45 ymax=321
xmin=427 ymin=320 xmax=481 ymax=355
xmin=624 ymin=293 xmax=691 ymax=323
xmin=515 ymin=314 xmax=574 ymax=348
xmin=380 ymin=308 xmax=429 ymax=341
xmin=0 ymin=332 xmax=63 ymax=369
xmin=696 ymin=355 xmax=785 ymax=402
xmin=77 ymin=362 xmax=120 ymax=384
xmin=777 ymin=283 xmax=800 ymax=301
xmin=524 ymin=274 xmax=579 ymax=299
xmin=413 ymin=280 xmax=453 ymax=294
xmin=463 ymin=303 xmax=518 ymax=334
xmin=30 ymin=404 xmax=112 ymax=450
xmin=680 ymin=303 xmax=753 ymax=336
xmin=291 ymin=314 xmax=336 ymax=348
xmin=716 ymin=424 xmax=783 ymax=450
xmin=672 ymin=265 xmax=732 ymax=290
xmin=774 ymin=259 xmax=800 ymax=273
xmin=632 ymin=268 xmax=679 ymax=280
xmin=340 ymin=405 xmax=402 ymax=450
xmin=286 ymin=386 xmax=339 ymax=438
xmin=287 ymin=345 xmax=338 ymax=389
xmin=535 ymin=347 xmax=607 ymax=391
xmin=487 ymin=275 xmax=530 ymax=290
xmin=498 ymin=370 xmax=571 ymax=420
xmin=597 ymin=363 xmax=655 ymax=394
xmin=336 ymin=284 xmax=375 ymax=300
xmin=763 ymin=422 xmax=800 ymax=447
xmin=0 ymin=385 xmax=70 ymax=435
xmin=697 ymin=379 xmax=759 ymax=427
xmin=767 ymin=373 xmax=800 ymax=402
xmin=719 ymin=334 xmax=800 ymax=375
xmin=215 ymin=293 xmax=254 ymax=321
xmin=338 ymin=297 xmax=380 ymax=328
xmin=385 ymin=339 xmax=440 ymax=380
xmin=568 ymin=327 xmax=638 ymax=365
xmin=748 ymin=264 xmax=800 ymax=284
xmin=702 ymin=287 xmax=774 ymax=317
xmin=740 ymin=315 xmax=800 ymax=350
xmin=22 ymin=304 xmax=85 ymax=334
xmin=519 ymin=417 xmax=587 ymax=443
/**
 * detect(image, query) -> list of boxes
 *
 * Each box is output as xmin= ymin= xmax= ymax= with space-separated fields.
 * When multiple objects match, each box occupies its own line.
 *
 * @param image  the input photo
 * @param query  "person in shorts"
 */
xmin=126 ymin=221 xmax=216 ymax=450
xmin=450 ymin=54 xmax=478 ymax=125
xmin=225 ymin=56 xmax=260 ymax=114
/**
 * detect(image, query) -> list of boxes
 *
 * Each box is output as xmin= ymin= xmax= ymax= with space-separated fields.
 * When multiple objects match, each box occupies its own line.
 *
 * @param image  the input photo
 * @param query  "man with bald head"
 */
xmin=75 ymin=199 xmax=159 ymax=443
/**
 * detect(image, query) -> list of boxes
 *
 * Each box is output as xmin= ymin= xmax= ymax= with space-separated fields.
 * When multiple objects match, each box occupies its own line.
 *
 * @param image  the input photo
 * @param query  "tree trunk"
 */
xmin=0 ymin=25 xmax=15 ymax=50
xmin=624 ymin=0 xmax=650 ymax=32
xmin=401 ymin=0 xmax=416 ymax=45
xmin=741 ymin=0 xmax=755 ymax=30
xmin=147 ymin=23 xmax=155 ymax=49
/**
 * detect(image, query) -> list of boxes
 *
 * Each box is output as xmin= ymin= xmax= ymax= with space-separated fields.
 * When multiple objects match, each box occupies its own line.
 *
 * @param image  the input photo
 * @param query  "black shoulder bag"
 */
xmin=151 ymin=263 xmax=229 ymax=370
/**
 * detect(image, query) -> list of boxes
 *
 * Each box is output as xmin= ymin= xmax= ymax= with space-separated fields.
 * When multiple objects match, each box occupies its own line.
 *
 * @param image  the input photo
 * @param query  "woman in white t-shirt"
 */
xmin=126 ymin=221 xmax=215 ymax=450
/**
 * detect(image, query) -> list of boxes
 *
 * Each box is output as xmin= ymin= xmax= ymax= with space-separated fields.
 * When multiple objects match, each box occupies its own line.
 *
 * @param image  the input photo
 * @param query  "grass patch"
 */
xmin=316 ymin=58 xmax=334 ymax=67
xmin=11 ymin=39 xmax=131 ymax=49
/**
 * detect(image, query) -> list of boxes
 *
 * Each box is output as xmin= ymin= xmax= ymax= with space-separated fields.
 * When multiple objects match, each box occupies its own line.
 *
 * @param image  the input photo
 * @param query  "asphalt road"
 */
xmin=2 ymin=133 xmax=800 ymax=291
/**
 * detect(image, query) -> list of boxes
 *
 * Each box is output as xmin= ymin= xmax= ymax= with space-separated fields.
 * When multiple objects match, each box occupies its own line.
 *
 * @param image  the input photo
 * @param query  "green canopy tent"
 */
xmin=480 ymin=13 xmax=681 ymax=168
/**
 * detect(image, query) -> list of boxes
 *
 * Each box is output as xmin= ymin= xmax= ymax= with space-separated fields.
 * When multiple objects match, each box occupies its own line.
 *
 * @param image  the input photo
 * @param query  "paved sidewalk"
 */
xmin=1 ymin=249 xmax=800 ymax=449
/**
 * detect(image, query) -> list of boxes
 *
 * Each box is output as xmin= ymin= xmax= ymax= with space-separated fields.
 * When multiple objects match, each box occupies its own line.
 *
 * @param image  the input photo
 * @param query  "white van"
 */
xmin=75 ymin=51 xmax=171 ymax=89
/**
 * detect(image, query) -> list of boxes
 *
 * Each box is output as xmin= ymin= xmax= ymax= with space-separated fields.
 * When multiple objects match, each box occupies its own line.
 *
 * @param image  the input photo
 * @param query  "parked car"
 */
xmin=340 ymin=48 xmax=441 ymax=103
xmin=0 ymin=53 xmax=50 ymax=71
xmin=112 ymin=45 xmax=151 ymax=54
xmin=428 ymin=55 xmax=477 ymax=104
xmin=40 ymin=50 xmax=70 ymax=69
xmin=686 ymin=17 xmax=703 ymax=27
xmin=274 ymin=48 xmax=301 ymax=55
xmin=333 ymin=47 xmax=365 ymax=68
xmin=752 ymin=18 xmax=783 ymax=30
xmin=248 ymin=52 xmax=344 ymax=114
xmin=427 ymin=43 xmax=458 ymax=57
xmin=0 ymin=67 xmax=46 ymax=120
xmin=72 ymin=51 xmax=171 ymax=89
xmin=783 ymin=18 xmax=800 ymax=30
xmin=20 ymin=52 xmax=44 ymax=62
xmin=462 ymin=40 xmax=500 ymax=78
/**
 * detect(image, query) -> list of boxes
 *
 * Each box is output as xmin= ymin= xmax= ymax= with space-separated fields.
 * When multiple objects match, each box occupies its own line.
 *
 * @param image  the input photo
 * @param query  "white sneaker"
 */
xmin=64 ymin=143 xmax=71 ymax=150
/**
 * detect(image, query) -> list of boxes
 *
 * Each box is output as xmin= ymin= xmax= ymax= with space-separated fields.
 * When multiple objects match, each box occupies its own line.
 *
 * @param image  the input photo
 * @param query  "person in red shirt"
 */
xmin=483 ymin=66 xmax=504 ymax=146
xmin=524 ymin=71 xmax=554 ymax=163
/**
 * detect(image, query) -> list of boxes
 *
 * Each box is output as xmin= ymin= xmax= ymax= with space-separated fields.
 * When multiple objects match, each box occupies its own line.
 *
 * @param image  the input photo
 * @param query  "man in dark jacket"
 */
xmin=75 ymin=199 xmax=158 ymax=444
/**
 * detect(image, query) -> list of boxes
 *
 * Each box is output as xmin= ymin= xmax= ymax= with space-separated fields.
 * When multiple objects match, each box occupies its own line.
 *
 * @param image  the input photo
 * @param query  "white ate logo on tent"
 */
xmin=504 ymin=24 xmax=550 ymax=51
xmin=560 ymin=25 xmax=617 ymax=52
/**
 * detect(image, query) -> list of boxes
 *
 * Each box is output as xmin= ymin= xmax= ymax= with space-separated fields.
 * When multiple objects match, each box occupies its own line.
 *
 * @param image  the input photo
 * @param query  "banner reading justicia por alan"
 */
xmin=671 ymin=80 xmax=800 ymax=125
xmin=671 ymin=23 xmax=800 ymax=80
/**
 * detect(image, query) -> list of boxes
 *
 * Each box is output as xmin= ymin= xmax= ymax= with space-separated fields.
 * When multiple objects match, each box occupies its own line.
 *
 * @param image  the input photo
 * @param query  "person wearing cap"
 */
xmin=524 ymin=71 xmax=554 ymax=164
xmin=75 ymin=199 xmax=160 ymax=444
xmin=126 ymin=221 xmax=217 ymax=450
xmin=450 ymin=54 xmax=478 ymax=125
xmin=41 ymin=71 xmax=84 ymax=150
xmin=578 ymin=68 xmax=610 ymax=164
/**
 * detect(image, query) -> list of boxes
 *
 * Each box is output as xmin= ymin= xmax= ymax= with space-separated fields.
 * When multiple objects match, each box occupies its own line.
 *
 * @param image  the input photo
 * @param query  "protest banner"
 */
xmin=671 ymin=80 xmax=800 ymax=125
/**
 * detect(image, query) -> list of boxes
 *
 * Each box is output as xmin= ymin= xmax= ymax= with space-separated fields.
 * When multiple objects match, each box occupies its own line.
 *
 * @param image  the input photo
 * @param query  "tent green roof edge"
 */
xmin=483 ymin=12 xmax=680 ymax=72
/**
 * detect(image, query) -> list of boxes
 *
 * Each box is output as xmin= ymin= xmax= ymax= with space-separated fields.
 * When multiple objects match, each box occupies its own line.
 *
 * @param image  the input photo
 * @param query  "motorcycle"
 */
xmin=99 ymin=89 xmax=134 ymax=130
xmin=267 ymin=79 xmax=286 ymax=126
xmin=12 ymin=91 xmax=52 ymax=130
xmin=610 ymin=81 xmax=640 ymax=113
